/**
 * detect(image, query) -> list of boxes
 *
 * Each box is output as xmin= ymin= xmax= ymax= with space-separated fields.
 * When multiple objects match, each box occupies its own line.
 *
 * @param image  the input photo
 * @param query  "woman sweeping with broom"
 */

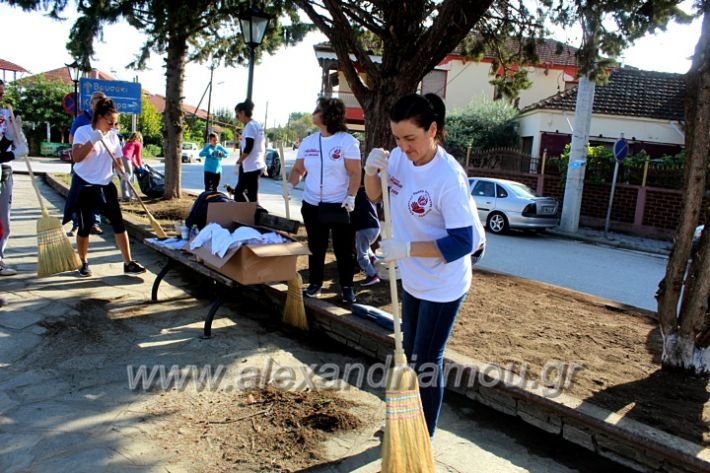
xmin=64 ymin=98 xmax=146 ymax=277
xmin=364 ymin=93 xmax=486 ymax=447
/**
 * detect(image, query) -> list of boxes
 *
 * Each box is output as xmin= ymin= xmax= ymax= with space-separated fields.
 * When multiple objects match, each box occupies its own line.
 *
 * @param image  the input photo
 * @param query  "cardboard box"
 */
xmin=190 ymin=201 xmax=309 ymax=285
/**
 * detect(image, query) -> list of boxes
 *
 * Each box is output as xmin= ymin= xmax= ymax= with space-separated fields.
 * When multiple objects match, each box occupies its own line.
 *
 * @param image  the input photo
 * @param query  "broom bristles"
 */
xmin=381 ymin=364 xmax=435 ymax=473
xmin=283 ymin=272 xmax=308 ymax=330
xmin=36 ymin=215 xmax=80 ymax=277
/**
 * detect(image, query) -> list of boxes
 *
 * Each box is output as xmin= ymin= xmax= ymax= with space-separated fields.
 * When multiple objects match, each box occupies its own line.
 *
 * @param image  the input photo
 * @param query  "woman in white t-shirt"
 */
xmin=287 ymin=97 xmax=361 ymax=304
xmin=64 ymin=98 xmax=146 ymax=278
xmin=233 ymin=100 xmax=265 ymax=202
xmin=364 ymin=93 xmax=486 ymax=438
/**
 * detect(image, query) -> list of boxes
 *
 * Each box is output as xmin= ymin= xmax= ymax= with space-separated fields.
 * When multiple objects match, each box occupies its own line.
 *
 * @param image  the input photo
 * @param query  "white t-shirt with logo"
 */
xmin=298 ymin=131 xmax=360 ymax=205
xmin=73 ymin=125 xmax=123 ymax=185
xmin=387 ymin=145 xmax=484 ymax=302
xmin=240 ymin=119 xmax=266 ymax=173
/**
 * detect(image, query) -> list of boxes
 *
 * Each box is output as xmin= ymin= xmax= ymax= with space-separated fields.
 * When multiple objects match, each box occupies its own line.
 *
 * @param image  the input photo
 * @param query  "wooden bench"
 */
xmin=144 ymin=238 xmax=250 ymax=338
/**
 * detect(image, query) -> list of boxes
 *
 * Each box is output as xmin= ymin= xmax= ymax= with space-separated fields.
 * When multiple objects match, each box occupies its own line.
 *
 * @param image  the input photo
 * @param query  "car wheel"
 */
xmin=487 ymin=212 xmax=509 ymax=234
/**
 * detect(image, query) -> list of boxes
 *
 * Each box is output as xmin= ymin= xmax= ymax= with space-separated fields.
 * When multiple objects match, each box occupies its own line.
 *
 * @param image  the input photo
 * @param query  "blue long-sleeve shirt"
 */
xmin=200 ymin=144 xmax=230 ymax=174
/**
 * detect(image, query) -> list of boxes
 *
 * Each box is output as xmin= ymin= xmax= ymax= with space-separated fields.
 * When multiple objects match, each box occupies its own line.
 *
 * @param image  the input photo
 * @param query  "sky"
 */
xmin=0 ymin=3 xmax=703 ymax=128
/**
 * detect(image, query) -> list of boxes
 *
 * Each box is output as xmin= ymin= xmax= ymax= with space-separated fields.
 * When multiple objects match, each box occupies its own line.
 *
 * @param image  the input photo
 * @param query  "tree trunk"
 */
xmin=559 ymin=75 xmax=595 ymax=232
xmin=163 ymin=31 xmax=188 ymax=199
xmin=362 ymin=80 xmax=414 ymax=153
xmin=657 ymin=6 xmax=710 ymax=373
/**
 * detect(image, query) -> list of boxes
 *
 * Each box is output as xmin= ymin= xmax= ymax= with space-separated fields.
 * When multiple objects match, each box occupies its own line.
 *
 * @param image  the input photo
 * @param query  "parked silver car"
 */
xmin=468 ymin=177 xmax=559 ymax=234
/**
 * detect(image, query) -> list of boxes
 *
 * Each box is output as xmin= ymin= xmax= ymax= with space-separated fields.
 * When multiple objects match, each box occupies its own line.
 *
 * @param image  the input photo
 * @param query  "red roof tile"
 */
xmin=0 ymin=58 xmax=28 ymax=73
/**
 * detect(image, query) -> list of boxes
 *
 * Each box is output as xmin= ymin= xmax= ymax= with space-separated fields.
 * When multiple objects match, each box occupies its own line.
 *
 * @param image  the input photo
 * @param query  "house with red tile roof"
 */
xmin=0 ymin=58 xmax=29 ymax=82
xmin=518 ymin=68 xmax=685 ymax=159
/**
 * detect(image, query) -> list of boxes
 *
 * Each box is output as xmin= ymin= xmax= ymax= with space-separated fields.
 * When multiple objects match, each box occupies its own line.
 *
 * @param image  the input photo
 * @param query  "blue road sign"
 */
xmin=613 ymin=138 xmax=629 ymax=162
xmin=79 ymin=78 xmax=142 ymax=114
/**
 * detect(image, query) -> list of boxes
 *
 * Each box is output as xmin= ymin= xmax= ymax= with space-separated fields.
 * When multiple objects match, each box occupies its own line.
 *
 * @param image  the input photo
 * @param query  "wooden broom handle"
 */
xmin=379 ymin=166 xmax=405 ymax=355
xmin=278 ymin=142 xmax=290 ymax=220
xmin=5 ymin=105 xmax=48 ymax=216
xmin=98 ymin=136 xmax=153 ymax=217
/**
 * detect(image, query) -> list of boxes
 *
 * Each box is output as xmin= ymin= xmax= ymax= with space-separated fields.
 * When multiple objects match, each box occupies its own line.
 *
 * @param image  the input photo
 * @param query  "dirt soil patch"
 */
xmin=145 ymin=386 xmax=363 ymax=473
xmin=121 ymin=196 xmax=710 ymax=447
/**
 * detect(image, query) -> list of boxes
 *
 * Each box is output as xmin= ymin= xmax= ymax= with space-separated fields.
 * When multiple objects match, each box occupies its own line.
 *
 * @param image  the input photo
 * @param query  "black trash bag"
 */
xmin=135 ymin=164 xmax=165 ymax=198
xmin=185 ymin=190 xmax=231 ymax=230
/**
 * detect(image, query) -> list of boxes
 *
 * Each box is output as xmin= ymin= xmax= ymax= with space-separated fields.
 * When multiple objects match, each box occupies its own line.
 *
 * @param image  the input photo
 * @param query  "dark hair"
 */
xmin=91 ymin=98 xmax=118 ymax=126
xmin=235 ymin=99 xmax=254 ymax=117
xmin=389 ymin=93 xmax=447 ymax=142
xmin=208 ymin=132 xmax=218 ymax=140
xmin=316 ymin=97 xmax=348 ymax=134
xmin=0 ymin=80 xmax=4 ymax=85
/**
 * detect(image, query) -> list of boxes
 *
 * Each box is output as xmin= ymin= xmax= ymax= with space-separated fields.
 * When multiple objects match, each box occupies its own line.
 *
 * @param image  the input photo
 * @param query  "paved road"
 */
xmin=13 ymin=154 xmax=666 ymax=311
xmin=475 ymin=231 xmax=666 ymax=311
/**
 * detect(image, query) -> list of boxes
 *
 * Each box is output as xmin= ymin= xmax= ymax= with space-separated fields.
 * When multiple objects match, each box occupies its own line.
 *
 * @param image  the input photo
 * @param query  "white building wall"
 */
xmin=517 ymin=68 xmax=568 ymax=109
xmin=518 ymin=110 xmax=685 ymax=157
xmin=442 ymin=61 xmax=495 ymax=111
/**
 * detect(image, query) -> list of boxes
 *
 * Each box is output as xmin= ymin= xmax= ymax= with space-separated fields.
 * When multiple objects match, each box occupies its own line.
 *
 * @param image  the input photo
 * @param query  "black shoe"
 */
xmin=78 ymin=262 xmax=92 ymax=277
xmin=303 ymin=284 xmax=322 ymax=298
xmin=67 ymin=226 xmax=77 ymax=237
xmin=124 ymin=261 xmax=146 ymax=274
xmin=342 ymin=286 xmax=356 ymax=304
xmin=90 ymin=224 xmax=103 ymax=235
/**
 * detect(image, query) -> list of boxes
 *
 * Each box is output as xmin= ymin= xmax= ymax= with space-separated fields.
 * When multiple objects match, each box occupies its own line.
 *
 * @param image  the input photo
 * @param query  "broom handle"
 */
xmin=278 ymin=142 xmax=290 ymax=220
xmin=379 ymin=166 xmax=405 ymax=356
xmin=5 ymin=105 xmax=49 ymax=216
xmin=98 ymin=136 xmax=154 ymax=217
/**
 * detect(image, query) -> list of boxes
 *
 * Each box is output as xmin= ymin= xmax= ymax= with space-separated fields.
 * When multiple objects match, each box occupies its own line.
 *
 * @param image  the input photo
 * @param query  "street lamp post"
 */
xmin=238 ymin=7 xmax=272 ymax=102
xmin=65 ymin=60 xmax=81 ymax=118
xmin=205 ymin=58 xmax=219 ymax=142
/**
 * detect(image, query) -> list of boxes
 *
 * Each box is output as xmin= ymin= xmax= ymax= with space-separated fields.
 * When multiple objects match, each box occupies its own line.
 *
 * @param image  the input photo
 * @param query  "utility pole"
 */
xmin=263 ymin=101 xmax=269 ymax=148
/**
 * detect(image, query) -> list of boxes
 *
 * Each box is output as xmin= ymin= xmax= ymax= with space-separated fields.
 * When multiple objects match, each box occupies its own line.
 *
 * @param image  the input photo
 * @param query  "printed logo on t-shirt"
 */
xmin=329 ymin=147 xmax=343 ymax=161
xmin=408 ymin=190 xmax=432 ymax=217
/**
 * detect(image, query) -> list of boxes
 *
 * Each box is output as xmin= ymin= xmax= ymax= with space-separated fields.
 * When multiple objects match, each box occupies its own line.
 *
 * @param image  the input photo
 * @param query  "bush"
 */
xmin=143 ymin=144 xmax=162 ymax=158
xmin=558 ymin=144 xmax=616 ymax=185
xmin=446 ymin=95 xmax=520 ymax=160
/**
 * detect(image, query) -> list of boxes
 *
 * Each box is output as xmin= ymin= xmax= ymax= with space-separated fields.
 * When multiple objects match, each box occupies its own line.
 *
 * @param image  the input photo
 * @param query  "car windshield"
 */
xmin=507 ymin=182 xmax=538 ymax=198
xmin=182 ymin=143 xmax=194 ymax=150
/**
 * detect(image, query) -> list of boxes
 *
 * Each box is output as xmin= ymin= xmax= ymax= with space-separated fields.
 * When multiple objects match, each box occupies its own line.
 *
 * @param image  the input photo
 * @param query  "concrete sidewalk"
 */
xmin=0 ymin=174 xmax=634 ymax=472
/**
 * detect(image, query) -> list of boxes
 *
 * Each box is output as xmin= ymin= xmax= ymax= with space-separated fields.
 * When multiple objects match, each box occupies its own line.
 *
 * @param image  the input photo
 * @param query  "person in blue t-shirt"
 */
xmin=199 ymin=133 xmax=230 ymax=191
xmin=352 ymin=184 xmax=381 ymax=286
xmin=67 ymin=91 xmax=106 ymax=236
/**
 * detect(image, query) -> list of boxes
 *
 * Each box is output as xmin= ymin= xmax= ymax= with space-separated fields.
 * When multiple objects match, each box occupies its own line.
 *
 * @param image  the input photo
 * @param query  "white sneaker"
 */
xmin=0 ymin=261 xmax=17 ymax=276
xmin=12 ymin=142 xmax=28 ymax=158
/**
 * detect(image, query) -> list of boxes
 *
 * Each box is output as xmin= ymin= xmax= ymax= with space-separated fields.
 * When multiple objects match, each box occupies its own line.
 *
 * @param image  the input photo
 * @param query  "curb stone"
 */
xmin=44 ymin=172 xmax=709 ymax=473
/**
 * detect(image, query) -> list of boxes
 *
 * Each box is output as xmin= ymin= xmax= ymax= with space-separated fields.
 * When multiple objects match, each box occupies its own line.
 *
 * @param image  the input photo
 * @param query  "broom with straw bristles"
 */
xmin=379 ymin=165 xmax=435 ymax=473
xmin=98 ymin=137 xmax=168 ymax=239
xmin=6 ymin=105 xmax=80 ymax=277
xmin=279 ymin=142 xmax=308 ymax=331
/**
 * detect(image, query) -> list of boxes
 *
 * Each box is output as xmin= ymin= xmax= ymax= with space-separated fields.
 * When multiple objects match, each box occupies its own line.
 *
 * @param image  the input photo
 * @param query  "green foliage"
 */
xmin=117 ymin=94 xmax=164 ymax=147
xmin=285 ymin=112 xmax=313 ymax=143
xmin=542 ymin=0 xmax=694 ymax=80
xmin=183 ymin=118 xmax=207 ymax=146
xmin=446 ymin=95 xmax=521 ymax=157
xmin=143 ymin=143 xmax=162 ymax=158
xmin=6 ymin=75 xmax=73 ymax=145
xmin=558 ymin=143 xmax=616 ymax=185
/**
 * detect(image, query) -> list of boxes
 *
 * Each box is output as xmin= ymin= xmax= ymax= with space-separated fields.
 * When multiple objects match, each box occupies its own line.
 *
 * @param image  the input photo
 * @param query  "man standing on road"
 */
xmin=0 ymin=79 xmax=29 ymax=287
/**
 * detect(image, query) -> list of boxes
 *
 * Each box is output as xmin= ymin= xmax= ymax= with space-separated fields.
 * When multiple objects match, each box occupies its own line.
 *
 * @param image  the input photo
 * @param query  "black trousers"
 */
xmin=204 ymin=171 xmax=221 ymax=192
xmin=234 ymin=166 xmax=261 ymax=202
xmin=301 ymin=201 xmax=354 ymax=288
